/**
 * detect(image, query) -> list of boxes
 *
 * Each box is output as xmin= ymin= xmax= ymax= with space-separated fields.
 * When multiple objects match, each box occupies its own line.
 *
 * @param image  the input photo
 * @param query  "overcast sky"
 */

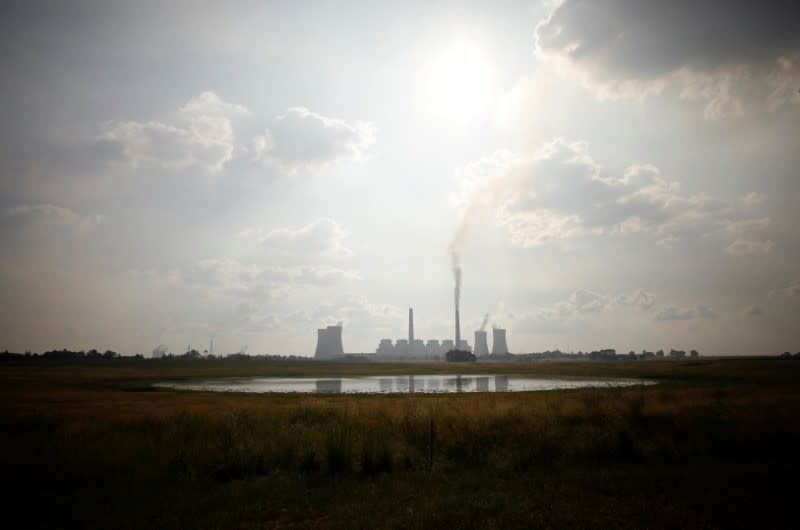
xmin=2 ymin=0 xmax=799 ymax=356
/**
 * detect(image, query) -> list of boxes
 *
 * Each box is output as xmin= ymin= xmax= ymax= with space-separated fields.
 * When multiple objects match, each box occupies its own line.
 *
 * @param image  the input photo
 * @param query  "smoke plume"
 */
xmin=449 ymin=151 xmax=521 ymax=264
xmin=452 ymin=261 xmax=462 ymax=307
xmin=479 ymin=313 xmax=490 ymax=331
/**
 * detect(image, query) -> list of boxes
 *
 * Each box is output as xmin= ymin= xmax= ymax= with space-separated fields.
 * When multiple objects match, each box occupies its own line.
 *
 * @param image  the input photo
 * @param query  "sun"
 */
xmin=428 ymin=42 xmax=493 ymax=123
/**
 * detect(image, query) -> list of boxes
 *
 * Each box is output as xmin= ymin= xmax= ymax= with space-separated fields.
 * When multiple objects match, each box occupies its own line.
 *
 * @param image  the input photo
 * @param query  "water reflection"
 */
xmin=495 ymin=375 xmax=509 ymax=392
xmin=315 ymin=379 xmax=342 ymax=393
xmin=158 ymin=374 xmax=655 ymax=394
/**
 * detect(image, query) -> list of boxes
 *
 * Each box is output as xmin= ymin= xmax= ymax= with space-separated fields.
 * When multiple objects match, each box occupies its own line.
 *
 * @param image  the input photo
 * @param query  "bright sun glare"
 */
xmin=429 ymin=42 xmax=492 ymax=122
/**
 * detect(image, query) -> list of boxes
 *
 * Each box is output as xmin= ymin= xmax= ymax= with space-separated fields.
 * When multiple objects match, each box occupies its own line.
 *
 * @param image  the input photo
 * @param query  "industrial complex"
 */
xmin=313 ymin=307 xmax=509 ymax=360
xmin=313 ymin=265 xmax=509 ymax=359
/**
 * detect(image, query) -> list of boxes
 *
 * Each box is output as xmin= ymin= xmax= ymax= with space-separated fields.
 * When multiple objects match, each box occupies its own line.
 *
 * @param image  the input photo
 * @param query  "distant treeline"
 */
xmin=3 ymin=348 xmax=800 ymax=362
xmin=509 ymin=348 xmax=702 ymax=361
xmin=0 ymin=349 xmax=313 ymax=361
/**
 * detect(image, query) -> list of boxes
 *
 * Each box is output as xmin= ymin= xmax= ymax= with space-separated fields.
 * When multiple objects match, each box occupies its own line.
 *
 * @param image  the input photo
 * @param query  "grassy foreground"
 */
xmin=1 ymin=358 xmax=799 ymax=529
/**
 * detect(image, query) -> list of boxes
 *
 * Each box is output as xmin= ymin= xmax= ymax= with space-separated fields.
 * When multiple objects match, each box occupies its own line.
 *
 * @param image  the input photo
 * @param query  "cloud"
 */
xmin=724 ymin=239 xmax=775 ymax=256
xmin=185 ymin=258 xmax=358 ymax=295
xmin=4 ymin=203 xmax=102 ymax=229
xmin=487 ymin=139 xmax=759 ymax=250
xmin=535 ymin=1 xmax=800 ymax=116
xmin=741 ymin=192 xmax=767 ymax=209
xmin=566 ymin=289 xmax=608 ymax=314
xmin=770 ymin=279 xmax=800 ymax=298
xmin=255 ymin=218 xmax=353 ymax=259
xmin=252 ymin=107 xmax=375 ymax=174
xmin=135 ymin=258 xmax=358 ymax=305
xmin=509 ymin=288 xmax=648 ymax=336
xmin=310 ymin=295 xmax=405 ymax=332
xmin=178 ymin=91 xmax=248 ymax=116
xmin=95 ymin=91 xmax=246 ymax=173
xmin=722 ymin=217 xmax=770 ymax=235
xmin=656 ymin=305 xmax=716 ymax=322
xmin=513 ymin=309 xmax=591 ymax=335
xmin=616 ymin=289 xmax=656 ymax=310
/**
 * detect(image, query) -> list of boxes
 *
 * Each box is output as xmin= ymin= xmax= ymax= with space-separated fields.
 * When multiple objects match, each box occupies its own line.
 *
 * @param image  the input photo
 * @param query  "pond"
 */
xmin=154 ymin=374 xmax=655 ymax=394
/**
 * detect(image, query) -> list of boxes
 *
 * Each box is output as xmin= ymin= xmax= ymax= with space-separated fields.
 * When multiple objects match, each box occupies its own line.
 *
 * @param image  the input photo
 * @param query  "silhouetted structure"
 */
xmin=408 ymin=308 xmax=414 ymax=349
xmin=491 ymin=328 xmax=509 ymax=355
xmin=374 ymin=308 xmax=469 ymax=358
xmin=474 ymin=330 xmax=489 ymax=356
xmin=314 ymin=325 xmax=344 ymax=359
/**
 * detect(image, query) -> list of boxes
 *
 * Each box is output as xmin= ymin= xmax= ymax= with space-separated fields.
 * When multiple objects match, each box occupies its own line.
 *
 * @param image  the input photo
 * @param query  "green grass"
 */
xmin=1 ymin=358 xmax=799 ymax=528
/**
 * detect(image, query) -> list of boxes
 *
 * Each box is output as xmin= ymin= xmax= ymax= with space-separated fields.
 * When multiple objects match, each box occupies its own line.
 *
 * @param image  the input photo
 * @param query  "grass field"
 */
xmin=2 ymin=358 xmax=799 ymax=529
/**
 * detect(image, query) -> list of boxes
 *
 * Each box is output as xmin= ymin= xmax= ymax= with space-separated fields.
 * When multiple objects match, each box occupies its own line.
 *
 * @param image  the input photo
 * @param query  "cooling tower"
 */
xmin=426 ymin=340 xmax=441 ymax=356
xmin=491 ymin=328 xmax=508 ymax=355
xmin=395 ymin=339 xmax=409 ymax=356
xmin=314 ymin=325 xmax=344 ymax=359
xmin=474 ymin=330 xmax=489 ymax=356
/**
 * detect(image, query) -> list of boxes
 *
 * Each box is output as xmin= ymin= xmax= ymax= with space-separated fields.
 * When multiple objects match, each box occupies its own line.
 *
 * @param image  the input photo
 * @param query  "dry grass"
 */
xmin=2 ymin=358 xmax=800 ymax=529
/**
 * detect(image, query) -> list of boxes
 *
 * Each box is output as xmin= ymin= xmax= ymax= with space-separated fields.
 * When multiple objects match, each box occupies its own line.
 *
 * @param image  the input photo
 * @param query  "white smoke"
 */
xmin=452 ymin=262 xmax=462 ymax=307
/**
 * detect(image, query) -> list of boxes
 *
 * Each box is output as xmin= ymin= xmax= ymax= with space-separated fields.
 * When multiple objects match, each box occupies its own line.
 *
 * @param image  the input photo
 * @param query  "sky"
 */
xmin=1 ymin=0 xmax=799 ymax=356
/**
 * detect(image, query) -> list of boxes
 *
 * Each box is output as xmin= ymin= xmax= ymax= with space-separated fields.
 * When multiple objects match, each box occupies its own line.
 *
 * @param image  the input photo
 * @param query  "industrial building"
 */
xmin=314 ymin=325 xmax=344 ymax=359
xmin=375 ymin=307 xmax=470 ymax=358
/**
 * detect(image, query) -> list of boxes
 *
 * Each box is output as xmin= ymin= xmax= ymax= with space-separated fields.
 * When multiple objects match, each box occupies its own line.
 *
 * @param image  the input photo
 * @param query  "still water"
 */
xmin=155 ymin=375 xmax=654 ymax=394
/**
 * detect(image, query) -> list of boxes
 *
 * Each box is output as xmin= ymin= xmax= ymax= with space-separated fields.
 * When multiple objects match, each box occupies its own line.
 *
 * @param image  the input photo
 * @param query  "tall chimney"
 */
xmin=454 ymin=290 xmax=461 ymax=346
xmin=408 ymin=308 xmax=414 ymax=353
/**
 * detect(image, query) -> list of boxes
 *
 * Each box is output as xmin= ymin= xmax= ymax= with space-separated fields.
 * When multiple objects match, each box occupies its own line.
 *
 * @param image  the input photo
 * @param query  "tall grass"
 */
xmin=5 ymin=385 xmax=799 ymax=486
xmin=3 ymin=360 xmax=800 ymax=528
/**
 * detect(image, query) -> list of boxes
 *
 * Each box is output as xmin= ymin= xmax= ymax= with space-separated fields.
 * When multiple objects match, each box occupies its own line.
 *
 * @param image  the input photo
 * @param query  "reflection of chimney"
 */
xmin=408 ymin=308 xmax=414 ymax=349
xmin=474 ymin=330 xmax=489 ymax=356
xmin=491 ymin=328 xmax=508 ymax=355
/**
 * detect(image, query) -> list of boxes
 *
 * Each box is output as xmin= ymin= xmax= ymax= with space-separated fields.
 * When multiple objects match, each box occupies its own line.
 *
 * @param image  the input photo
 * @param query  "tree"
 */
xmin=445 ymin=350 xmax=475 ymax=362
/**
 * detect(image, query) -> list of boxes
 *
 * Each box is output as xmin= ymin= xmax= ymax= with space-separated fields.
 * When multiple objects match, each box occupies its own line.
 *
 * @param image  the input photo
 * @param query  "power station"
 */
xmin=375 ymin=307 xmax=471 ymax=358
xmin=313 ymin=297 xmax=509 ymax=359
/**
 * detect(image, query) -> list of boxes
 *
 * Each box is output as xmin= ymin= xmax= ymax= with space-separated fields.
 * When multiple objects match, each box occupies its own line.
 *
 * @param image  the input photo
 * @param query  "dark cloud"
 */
xmin=537 ymin=1 xmax=800 ymax=79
